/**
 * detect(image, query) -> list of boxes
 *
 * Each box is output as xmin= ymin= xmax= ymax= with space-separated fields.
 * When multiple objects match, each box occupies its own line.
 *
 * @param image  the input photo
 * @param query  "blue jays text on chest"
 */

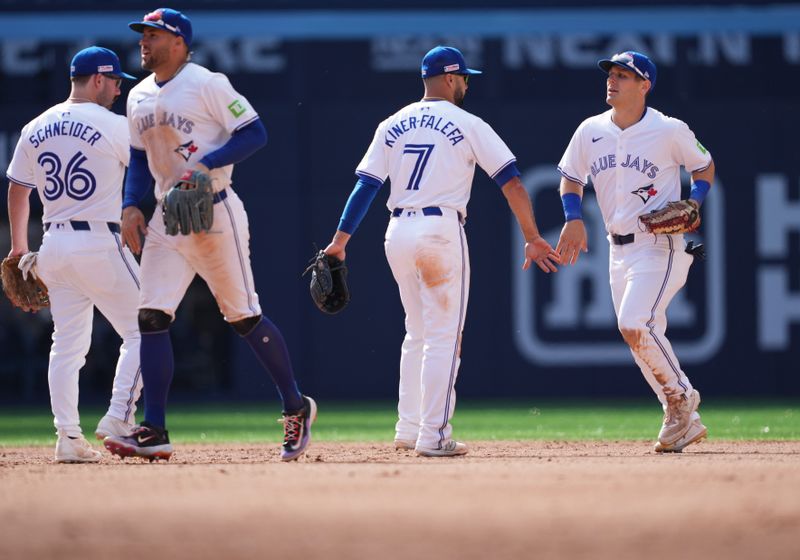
xmin=28 ymin=120 xmax=102 ymax=149
xmin=591 ymin=153 xmax=660 ymax=179
xmin=384 ymin=114 xmax=464 ymax=147
xmin=136 ymin=111 xmax=195 ymax=135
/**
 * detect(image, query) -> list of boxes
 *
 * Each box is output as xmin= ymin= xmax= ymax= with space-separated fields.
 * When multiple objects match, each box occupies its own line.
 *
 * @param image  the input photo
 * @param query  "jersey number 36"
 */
xmin=37 ymin=151 xmax=97 ymax=201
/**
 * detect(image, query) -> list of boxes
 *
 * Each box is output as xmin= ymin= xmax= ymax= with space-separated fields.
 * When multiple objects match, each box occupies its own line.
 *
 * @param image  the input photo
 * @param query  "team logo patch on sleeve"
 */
xmin=227 ymin=100 xmax=246 ymax=118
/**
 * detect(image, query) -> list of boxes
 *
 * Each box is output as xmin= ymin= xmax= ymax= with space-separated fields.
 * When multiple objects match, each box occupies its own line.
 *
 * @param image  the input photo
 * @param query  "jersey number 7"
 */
xmin=402 ymin=144 xmax=434 ymax=190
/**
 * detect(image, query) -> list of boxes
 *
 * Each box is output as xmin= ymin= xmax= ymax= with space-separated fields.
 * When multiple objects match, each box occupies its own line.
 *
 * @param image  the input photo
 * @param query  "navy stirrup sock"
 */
xmin=241 ymin=316 xmax=303 ymax=412
xmin=140 ymin=331 xmax=174 ymax=428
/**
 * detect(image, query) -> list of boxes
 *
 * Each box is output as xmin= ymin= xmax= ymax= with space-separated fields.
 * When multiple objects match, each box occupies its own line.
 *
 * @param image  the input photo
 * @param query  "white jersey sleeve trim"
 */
xmin=557 ymin=166 xmax=587 ymax=187
xmin=490 ymin=158 xmax=516 ymax=178
xmin=356 ymin=170 xmax=384 ymax=184
xmin=6 ymin=174 xmax=36 ymax=189
xmin=233 ymin=115 xmax=260 ymax=132
xmin=690 ymin=161 xmax=713 ymax=173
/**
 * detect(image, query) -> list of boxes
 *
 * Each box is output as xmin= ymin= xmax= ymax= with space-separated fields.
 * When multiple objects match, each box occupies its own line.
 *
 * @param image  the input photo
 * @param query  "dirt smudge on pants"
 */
xmin=416 ymin=250 xmax=450 ymax=310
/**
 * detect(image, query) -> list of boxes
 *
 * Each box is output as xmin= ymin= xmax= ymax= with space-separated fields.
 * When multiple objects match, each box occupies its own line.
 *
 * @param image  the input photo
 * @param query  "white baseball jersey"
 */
xmin=127 ymin=62 xmax=258 ymax=199
xmin=558 ymin=107 xmax=712 ymax=235
xmin=7 ymin=99 xmax=142 ymax=438
xmin=357 ymin=99 xmax=517 ymax=217
xmin=7 ymin=101 xmax=130 ymax=223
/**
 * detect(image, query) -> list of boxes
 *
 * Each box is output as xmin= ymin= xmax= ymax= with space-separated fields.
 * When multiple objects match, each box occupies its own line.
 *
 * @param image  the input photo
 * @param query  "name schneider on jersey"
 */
xmin=28 ymin=119 xmax=103 ymax=149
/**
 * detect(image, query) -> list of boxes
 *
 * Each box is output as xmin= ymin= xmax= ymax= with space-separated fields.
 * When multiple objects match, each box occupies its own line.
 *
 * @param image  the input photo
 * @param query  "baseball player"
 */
xmin=103 ymin=8 xmax=315 ymax=462
xmin=555 ymin=51 xmax=715 ymax=452
xmin=322 ymin=46 xmax=559 ymax=457
xmin=6 ymin=46 xmax=143 ymax=463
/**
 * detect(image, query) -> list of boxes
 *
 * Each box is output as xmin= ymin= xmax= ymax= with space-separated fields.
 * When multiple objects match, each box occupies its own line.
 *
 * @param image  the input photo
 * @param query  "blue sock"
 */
xmin=140 ymin=330 xmax=174 ymax=429
xmin=241 ymin=316 xmax=303 ymax=412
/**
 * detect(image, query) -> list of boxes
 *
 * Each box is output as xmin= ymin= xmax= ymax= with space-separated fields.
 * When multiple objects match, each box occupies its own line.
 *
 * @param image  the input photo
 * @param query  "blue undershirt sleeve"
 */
xmin=198 ymin=119 xmax=267 ymax=170
xmin=123 ymin=147 xmax=154 ymax=209
xmin=493 ymin=161 xmax=521 ymax=188
xmin=337 ymin=175 xmax=384 ymax=234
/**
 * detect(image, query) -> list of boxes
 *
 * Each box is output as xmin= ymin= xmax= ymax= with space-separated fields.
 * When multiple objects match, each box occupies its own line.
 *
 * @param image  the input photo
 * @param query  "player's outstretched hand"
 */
xmin=523 ymin=237 xmax=560 ymax=273
xmin=556 ymin=220 xmax=588 ymax=265
xmin=122 ymin=206 xmax=148 ymax=255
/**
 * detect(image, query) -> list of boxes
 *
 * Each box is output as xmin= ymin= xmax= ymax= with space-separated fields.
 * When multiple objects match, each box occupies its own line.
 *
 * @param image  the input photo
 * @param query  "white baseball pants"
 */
xmin=36 ymin=222 xmax=143 ymax=437
xmin=139 ymin=189 xmax=261 ymax=322
xmin=384 ymin=207 xmax=470 ymax=450
xmin=609 ymin=233 xmax=695 ymax=404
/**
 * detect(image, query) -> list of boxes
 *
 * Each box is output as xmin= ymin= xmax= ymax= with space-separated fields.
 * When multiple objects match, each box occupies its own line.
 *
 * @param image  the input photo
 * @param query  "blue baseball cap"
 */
xmin=598 ymin=51 xmax=657 ymax=90
xmin=421 ymin=46 xmax=482 ymax=79
xmin=129 ymin=8 xmax=192 ymax=47
xmin=70 ymin=46 xmax=135 ymax=80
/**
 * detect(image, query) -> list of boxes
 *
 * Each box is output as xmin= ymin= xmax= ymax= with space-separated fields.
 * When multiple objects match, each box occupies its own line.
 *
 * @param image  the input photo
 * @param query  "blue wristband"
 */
xmin=561 ymin=193 xmax=583 ymax=221
xmin=689 ymin=180 xmax=711 ymax=205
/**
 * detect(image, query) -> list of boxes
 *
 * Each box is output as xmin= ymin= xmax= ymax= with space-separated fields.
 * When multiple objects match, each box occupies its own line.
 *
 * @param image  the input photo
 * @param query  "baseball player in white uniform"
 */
xmin=556 ymin=51 xmax=715 ymax=452
xmin=103 ymin=8 xmax=315 ymax=462
xmin=323 ymin=46 xmax=559 ymax=457
xmin=6 ymin=46 xmax=143 ymax=463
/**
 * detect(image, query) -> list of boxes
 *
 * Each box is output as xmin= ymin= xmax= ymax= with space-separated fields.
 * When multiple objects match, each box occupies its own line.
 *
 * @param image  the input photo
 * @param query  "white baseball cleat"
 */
xmin=394 ymin=439 xmax=416 ymax=451
xmin=55 ymin=433 xmax=102 ymax=463
xmin=655 ymin=418 xmax=708 ymax=453
xmin=416 ymin=440 xmax=468 ymax=457
xmin=658 ymin=389 xmax=701 ymax=447
xmin=95 ymin=415 xmax=135 ymax=440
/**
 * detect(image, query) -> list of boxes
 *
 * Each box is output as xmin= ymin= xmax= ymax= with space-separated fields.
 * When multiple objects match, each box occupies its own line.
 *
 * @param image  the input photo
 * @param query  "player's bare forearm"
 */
xmin=691 ymin=159 xmax=714 ymax=185
xmin=324 ymin=230 xmax=351 ymax=261
xmin=690 ymin=158 xmax=715 ymax=207
xmin=121 ymin=206 xmax=148 ymax=255
xmin=501 ymin=177 xmax=559 ymax=272
xmin=559 ymin=177 xmax=584 ymax=198
xmin=501 ymin=177 xmax=541 ymax=242
xmin=556 ymin=177 xmax=588 ymax=265
xmin=7 ymin=182 xmax=32 ymax=256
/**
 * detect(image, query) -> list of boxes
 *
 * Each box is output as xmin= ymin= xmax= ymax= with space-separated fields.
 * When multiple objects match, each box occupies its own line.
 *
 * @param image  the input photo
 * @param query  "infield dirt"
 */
xmin=1 ymin=441 xmax=799 ymax=560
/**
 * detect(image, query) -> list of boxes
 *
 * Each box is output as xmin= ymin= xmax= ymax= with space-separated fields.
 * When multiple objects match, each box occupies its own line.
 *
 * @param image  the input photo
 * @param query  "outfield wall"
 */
xmin=0 ymin=6 xmax=798 ymax=401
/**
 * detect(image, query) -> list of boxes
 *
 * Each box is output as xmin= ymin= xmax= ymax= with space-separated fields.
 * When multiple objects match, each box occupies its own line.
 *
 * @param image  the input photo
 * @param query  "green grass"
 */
xmin=0 ymin=400 xmax=798 ymax=446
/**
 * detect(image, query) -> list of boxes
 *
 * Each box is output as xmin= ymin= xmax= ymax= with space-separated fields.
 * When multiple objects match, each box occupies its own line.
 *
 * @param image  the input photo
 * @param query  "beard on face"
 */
xmin=142 ymin=49 xmax=164 ymax=71
xmin=454 ymin=88 xmax=465 ymax=108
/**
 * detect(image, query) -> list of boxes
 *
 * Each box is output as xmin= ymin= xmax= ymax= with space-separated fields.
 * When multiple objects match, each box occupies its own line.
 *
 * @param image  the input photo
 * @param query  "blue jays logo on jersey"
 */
xmin=632 ymin=184 xmax=658 ymax=204
xmin=175 ymin=140 xmax=199 ymax=161
xmin=136 ymin=111 xmax=195 ymax=135
xmin=590 ymin=153 xmax=660 ymax=180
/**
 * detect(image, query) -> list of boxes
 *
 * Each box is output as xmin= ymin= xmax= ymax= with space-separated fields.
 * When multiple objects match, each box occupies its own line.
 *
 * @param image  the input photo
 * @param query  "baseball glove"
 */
xmin=303 ymin=250 xmax=350 ymax=314
xmin=162 ymin=170 xmax=214 ymax=235
xmin=1 ymin=254 xmax=49 ymax=312
xmin=638 ymin=199 xmax=700 ymax=234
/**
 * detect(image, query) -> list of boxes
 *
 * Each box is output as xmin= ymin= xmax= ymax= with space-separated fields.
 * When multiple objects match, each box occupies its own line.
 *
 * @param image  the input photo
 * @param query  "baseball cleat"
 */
xmin=658 ymin=389 xmax=701 ymax=447
xmin=280 ymin=395 xmax=317 ymax=462
xmin=55 ymin=432 xmax=102 ymax=463
xmin=394 ymin=439 xmax=416 ymax=451
xmin=94 ymin=414 xmax=135 ymax=440
xmin=655 ymin=418 xmax=708 ymax=453
xmin=416 ymin=440 xmax=469 ymax=457
xmin=103 ymin=422 xmax=173 ymax=461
